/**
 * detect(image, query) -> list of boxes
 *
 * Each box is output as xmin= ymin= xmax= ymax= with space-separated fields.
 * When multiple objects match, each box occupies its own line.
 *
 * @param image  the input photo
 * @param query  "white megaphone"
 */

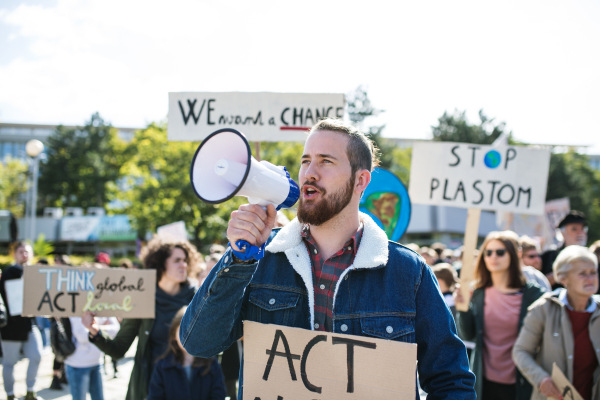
xmin=190 ymin=127 xmax=300 ymax=212
xmin=190 ymin=128 xmax=300 ymax=259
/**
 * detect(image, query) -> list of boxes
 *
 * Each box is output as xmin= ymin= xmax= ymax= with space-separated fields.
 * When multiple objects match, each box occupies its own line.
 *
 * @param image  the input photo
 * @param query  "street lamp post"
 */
xmin=26 ymin=139 xmax=44 ymax=241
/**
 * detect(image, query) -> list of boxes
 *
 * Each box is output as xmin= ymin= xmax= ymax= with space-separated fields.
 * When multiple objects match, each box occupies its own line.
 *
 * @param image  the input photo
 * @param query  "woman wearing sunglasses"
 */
xmin=456 ymin=231 xmax=546 ymax=400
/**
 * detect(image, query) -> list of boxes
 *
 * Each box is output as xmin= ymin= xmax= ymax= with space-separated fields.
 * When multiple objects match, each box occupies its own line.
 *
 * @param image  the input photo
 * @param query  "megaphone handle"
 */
xmin=230 ymin=240 xmax=266 ymax=261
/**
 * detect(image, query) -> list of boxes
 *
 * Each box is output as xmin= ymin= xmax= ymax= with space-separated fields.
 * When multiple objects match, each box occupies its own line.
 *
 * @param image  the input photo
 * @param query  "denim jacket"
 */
xmin=180 ymin=213 xmax=475 ymax=399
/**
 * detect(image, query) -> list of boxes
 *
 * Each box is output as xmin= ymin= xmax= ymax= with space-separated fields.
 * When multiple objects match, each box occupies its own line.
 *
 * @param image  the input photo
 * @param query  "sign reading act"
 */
xmin=409 ymin=142 xmax=551 ymax=215
xmin=243 ymin=321 xmax=417 ymax=400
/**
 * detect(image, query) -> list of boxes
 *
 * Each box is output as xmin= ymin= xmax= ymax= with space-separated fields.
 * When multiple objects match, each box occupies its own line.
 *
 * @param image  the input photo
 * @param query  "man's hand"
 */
xmin=82 ymin=311 xmax=99 ymax=336
xmin=227 ymin=204 xmax=277 ymax=252
xmin=539 ymin=376 xmax=562 ymax=399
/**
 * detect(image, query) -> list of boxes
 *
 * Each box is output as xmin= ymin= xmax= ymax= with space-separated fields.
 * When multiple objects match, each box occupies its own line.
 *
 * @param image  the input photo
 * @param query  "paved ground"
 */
xmin=0 ymin=342 xmax=135 ymax=400
xmin=0 ymin=342 xmax=427 ymax=400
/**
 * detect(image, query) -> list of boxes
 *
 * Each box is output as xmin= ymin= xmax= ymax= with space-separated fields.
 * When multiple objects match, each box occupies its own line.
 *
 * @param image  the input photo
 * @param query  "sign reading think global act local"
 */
xmin=409 ymin=142 xmax=551 ymax=215
xmin=22 ymin=265 xmax=156 ymax=318
xmin=168 ymin=92 xmax=345 ymax=142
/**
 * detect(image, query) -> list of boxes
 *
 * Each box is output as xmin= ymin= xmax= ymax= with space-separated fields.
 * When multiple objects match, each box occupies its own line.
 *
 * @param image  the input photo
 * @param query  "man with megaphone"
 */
xmin=180 ymin=118 xmax=476 ymax=399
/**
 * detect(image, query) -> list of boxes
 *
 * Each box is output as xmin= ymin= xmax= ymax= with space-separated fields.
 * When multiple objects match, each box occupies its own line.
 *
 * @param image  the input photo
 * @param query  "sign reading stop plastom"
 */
xmin=168 ymin=92 xmax=345 ymax=142
xmin=409 ymin=142 xmax=550 ymax=215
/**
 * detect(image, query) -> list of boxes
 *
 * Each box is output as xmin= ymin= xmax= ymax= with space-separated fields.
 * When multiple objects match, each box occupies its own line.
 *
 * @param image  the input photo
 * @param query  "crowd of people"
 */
xmin=0 ymin=118 xmax=598 ymax=400
xmin=0 ymin=215 xmax=598 ymax=400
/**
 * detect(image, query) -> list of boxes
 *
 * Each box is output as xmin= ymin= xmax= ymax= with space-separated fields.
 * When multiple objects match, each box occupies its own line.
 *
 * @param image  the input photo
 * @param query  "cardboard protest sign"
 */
xmin=243 ymin=321 xmax=417 ymax=400
xmin=168 ymin=92 xmax=345 ymax=142
xmin=551 ymin=363 xmax=583 ymax=400
xmin=22 ymin=265 xmax=156 ymax=318
xmin=409 ymin=142 xmax=551 ymax=215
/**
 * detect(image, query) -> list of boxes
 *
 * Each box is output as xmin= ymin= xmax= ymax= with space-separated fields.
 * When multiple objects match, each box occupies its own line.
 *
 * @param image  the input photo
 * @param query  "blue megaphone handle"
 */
xmin=229 ymin=167 xmax=298 ymax=261
xmin=229 ymin=240 xmax=266 ymax=261
xmin=276 ymin=167 xmax=300 ymax=211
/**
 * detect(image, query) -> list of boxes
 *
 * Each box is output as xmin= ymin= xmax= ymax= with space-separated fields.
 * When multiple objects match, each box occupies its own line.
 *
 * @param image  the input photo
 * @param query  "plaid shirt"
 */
xmin=301 ymin=224 xmax=363 ymax=332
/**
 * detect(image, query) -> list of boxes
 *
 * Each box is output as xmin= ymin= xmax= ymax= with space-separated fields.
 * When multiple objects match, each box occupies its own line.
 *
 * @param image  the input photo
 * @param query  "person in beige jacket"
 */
xmin=513 ymin=245 xmax=600 ymax=400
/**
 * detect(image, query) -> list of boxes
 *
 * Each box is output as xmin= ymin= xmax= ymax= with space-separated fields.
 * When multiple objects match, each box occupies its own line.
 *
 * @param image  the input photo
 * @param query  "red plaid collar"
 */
xmin=301 ymin=223 xmax=363 ymax=259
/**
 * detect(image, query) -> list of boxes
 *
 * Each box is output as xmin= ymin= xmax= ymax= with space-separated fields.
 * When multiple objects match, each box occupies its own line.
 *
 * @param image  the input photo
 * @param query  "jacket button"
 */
xmin=341 ymin=324 xmax=348 ymax=332
xmin=224 ymin=268 xmax=229 ymax=273
xmin=386 ymin=326 xmax=394 ymax=334
xmin=269 ymin=298 xmax=276 ymax=305
xmin=224 ymin=256 xmax=229 ymax=263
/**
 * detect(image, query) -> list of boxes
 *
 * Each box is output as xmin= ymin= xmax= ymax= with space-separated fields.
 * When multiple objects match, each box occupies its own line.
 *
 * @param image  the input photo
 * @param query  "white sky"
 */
xmin=1 ymin=0 xmax=599 ymax=152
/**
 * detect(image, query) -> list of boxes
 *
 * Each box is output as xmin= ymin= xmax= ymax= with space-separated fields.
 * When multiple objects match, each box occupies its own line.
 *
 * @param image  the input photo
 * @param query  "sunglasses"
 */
xmin=524 ymin=254 xmax=541 ymax=259
xmin=485 ymin=249 xmax=507 ymax=257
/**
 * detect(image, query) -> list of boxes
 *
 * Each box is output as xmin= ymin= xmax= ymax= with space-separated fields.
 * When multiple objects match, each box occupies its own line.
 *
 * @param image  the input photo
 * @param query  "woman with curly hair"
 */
xmin=83 ymin=236 xmax=201 ymax=400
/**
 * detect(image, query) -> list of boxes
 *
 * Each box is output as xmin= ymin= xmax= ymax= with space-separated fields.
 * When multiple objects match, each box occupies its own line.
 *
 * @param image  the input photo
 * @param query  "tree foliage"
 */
xmin=432 ymin=109 xmax=514 ymax=145
xmin=346 ymin=86 xmax=412 ymax=184
xmin=0 ymin=158 xmax=29 ymax=217
xmin=113 ymin=123 xmax=240 ymax=246
xmin=38 ymin=113 xmax=127 ymax=210
xmin=546 ymin=151 xmax=600 ymax=243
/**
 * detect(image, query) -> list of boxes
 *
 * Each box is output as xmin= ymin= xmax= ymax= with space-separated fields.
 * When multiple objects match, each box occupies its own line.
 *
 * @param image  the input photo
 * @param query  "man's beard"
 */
xmin=297 ymin=175 xmax=355 ymax=226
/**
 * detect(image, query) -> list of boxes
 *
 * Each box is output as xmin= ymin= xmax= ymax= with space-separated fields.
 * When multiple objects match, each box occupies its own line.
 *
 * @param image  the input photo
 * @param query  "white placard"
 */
xmin=168 ymin=92 xmax=345 ymax=142
xmin=5 ymin=278 xmax=23 ymax=316
xmin=409 ymin=142 xmax=551 ymax=215
xmin=157 ymin=221 xmax=187 ymax=241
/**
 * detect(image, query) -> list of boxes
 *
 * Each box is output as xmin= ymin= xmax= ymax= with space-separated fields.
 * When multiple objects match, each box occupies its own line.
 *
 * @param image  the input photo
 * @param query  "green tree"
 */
xmin=114 ymin=123 xmax=239 ymax=245
xmin=0 ymin=157 xmax=29 ymax=217
xmin=432 ymin=109 xmax=514 ymax=145
xmin=38 ymin=113 xmax=127 ymax=210
xmin=545 ymin=151 xmax=600 ymax=243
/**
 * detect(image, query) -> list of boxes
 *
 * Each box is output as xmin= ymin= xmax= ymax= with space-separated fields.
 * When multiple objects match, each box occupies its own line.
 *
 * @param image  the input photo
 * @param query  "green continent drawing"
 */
xmin=364 ymin=192 xmax=401 ymax=238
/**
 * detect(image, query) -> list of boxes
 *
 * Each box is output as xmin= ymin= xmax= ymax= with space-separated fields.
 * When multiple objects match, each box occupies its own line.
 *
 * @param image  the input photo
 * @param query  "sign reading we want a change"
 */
xmin=168 ymin=92 xmax=345 ymax=142
xmin=409 ymin=142 xmax=551 ymax=215
xmin=22 ymin=265 xmax=156 ymax=318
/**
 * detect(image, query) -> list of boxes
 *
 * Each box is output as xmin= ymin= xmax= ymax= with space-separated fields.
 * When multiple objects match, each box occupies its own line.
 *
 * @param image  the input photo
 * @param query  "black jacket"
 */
xmin=0 ymin=265 xmax=35 ymax=341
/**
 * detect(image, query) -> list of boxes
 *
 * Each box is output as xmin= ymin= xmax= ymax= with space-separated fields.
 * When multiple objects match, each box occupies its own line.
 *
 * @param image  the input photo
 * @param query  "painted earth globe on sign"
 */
xmin=484 ymin=150 xmax=501 ymax=169
xmin=359 ymin=168 xmax=411 ymax=242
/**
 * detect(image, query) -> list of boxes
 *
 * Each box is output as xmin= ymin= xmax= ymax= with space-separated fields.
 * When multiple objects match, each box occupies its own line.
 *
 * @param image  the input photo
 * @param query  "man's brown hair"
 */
xmin=309 ymin=118 xmax=380 ymax=177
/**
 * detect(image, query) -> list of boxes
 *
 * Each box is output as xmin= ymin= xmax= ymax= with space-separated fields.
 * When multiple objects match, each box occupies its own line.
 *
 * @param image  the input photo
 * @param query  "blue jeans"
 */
xmin=65 ymin=364 xmax=104 ymax=400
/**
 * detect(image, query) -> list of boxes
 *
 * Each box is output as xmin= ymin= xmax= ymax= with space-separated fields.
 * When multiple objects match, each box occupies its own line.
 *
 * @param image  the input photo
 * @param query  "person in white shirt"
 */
xmin=64 ymin=316 xmax=120 ymax=400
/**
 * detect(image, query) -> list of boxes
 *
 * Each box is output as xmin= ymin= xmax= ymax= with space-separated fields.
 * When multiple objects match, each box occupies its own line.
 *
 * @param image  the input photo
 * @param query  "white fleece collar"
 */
xmin=265 ymin=212 xmax=390 ymax=330
xmin=266 ymin=212 xmax=389 ymax=269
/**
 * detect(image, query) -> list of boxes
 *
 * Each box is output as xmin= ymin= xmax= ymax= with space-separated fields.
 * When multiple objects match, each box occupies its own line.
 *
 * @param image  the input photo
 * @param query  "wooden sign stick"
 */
xmin=456 ymin=208 xmax=481 ymax=312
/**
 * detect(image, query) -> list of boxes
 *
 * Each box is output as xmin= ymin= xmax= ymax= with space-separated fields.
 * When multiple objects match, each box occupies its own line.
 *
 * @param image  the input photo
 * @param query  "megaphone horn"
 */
xmin=189 ymin=128 xmax=300 ymax=210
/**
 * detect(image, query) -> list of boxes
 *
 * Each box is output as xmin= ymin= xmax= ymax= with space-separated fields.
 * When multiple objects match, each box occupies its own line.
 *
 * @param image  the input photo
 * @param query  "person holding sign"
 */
xmin=0 ymin=241 xmax=44 ymax=400
xmin=180 ymin=118 xmax=476 ymax=399
xmin=83 ymin=236 xmax=200 ymax=400
xmin=513 ymin=246 xmax=599 ymax=400
xmin=456 ymin=231 xmax=546 ymax=400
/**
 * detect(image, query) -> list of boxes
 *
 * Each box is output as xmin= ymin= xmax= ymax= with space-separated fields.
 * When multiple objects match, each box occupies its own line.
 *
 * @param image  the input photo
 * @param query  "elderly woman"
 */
xmin=513 ymin=245 xmax=599 ymax=400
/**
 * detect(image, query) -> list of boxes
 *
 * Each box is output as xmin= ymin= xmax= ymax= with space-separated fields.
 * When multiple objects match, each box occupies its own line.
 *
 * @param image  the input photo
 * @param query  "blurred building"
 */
xmin=0 ymin=122 xmax=138 ymax=161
